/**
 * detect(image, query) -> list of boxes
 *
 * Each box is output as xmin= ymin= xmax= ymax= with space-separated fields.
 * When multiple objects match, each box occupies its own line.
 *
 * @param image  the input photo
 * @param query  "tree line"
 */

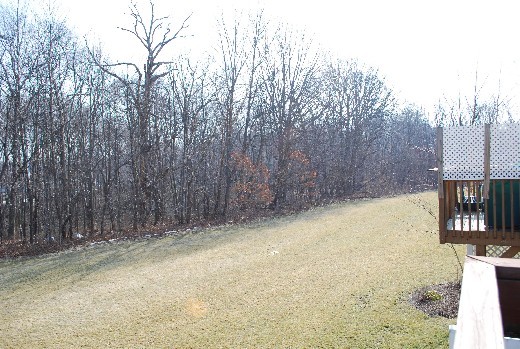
xmin=0 ymin=2 xmax=435 ymax=245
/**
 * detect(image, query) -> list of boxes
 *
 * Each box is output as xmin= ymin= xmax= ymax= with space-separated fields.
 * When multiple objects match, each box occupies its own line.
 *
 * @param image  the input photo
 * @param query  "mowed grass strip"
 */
xmin=0 ymin=193 xmax=461 ymax=348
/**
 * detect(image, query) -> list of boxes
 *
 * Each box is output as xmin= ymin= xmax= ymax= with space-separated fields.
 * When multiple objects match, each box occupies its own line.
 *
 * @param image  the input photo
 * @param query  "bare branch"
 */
xmin=118 ymin=26 xmax=147 ymax=49
xmin=85 ymin=42 xmax=141 ymax=103
xmin=151 ymin=14 xmax=191 ymax=61
xmin=102 ymin=61 xmax=141 ymax=73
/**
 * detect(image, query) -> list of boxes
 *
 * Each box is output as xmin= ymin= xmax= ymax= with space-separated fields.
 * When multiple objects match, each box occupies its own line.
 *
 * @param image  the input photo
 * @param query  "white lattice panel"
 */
xmin=442 ymin=123 xmax=520 ymax=180
xmin=442 ymin=125 xmax=485 ymax=180
xmin=490 ymin=124 xmax=520 ymax=179
xmin=487 ymin=245 xmax=520 ymax=258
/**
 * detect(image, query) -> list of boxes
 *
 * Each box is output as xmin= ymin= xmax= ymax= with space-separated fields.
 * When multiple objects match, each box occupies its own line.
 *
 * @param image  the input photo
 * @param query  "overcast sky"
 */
xmin=21 ymin=0 xmax=520 ymax=117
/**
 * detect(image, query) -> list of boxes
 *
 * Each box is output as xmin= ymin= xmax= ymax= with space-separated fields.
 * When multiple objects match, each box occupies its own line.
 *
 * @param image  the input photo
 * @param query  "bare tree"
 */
xmin=318 ymin=60 xmax=394 ymax=196
xmin=0 ymin=2 xmax=40 ymax=241
xmin=261 ymin=27 xmax=320 ymax=208
xmin=212 ymin=14 xmax=247 ymax=217
xmin=89 ymin=1 xmax=190 ymax=228
xmin=168 ymin=58 xmax=213 ymax=223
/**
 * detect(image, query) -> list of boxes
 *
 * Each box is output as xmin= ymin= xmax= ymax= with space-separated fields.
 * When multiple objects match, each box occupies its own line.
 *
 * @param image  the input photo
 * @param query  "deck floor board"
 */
xmin=447 ymin=212 xmax=486 ymax=232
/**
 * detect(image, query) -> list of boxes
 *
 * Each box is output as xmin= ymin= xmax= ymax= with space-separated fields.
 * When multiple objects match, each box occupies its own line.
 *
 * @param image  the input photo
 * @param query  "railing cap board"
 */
xmin=470 ymin=256 xmax=520 ymax=269
xmin=455 ymin=256 xmax=520 ymax=348
xmin=454 ymin=256 xmax=505 ymax=349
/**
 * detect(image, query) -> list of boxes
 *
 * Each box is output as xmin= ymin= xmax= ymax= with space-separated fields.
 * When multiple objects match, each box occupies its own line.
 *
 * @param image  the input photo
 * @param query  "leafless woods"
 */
xmin=0 ymin=2 xmax=434 ymax=244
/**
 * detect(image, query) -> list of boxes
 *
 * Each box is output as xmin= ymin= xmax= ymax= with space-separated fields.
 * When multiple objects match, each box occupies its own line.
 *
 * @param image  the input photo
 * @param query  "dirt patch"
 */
xmin=0 ymin=221 xmax=222 ymax=260
xmin=0 ymin=207 xmax=300 ymax=260
xmin=410 ymin=281 xmax=461 ymax=318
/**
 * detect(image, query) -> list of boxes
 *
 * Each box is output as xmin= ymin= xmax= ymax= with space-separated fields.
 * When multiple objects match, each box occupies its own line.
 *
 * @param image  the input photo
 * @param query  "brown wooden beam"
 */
xmin=442 ymin=234 xmax=520 ymax=247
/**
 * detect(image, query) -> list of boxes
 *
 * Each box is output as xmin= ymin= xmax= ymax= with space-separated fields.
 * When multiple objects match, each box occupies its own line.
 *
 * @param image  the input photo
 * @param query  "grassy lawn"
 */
xmin=0 ymin=192 xmax=462 ymax=348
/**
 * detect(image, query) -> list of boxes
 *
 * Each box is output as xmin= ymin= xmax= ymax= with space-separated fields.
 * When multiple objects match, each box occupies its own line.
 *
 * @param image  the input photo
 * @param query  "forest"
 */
xmin=0 ymin=1 xmax=439 ymax=246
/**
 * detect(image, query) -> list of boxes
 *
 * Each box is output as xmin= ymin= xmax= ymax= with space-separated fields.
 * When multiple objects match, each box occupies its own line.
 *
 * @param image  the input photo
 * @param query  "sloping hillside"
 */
xmin=0 ymin=193 xmax=462 ymax=348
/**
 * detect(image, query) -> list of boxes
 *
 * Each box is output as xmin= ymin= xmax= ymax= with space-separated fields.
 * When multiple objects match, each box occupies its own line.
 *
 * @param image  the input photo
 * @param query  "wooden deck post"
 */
xmin=437 ymin=127 xmax=446 ymax=243
xmin=436 ymin=127 xmax=444 ymax=200
xmin=483 ymin=124 xmax=491 ymax=200
xmin=476 ymin=245 xmax=486 ymax=256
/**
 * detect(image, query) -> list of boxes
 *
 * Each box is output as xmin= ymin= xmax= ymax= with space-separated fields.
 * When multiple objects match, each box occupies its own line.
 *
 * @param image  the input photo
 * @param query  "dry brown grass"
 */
xmin=0 ymin=192 xmax=461 ymax=348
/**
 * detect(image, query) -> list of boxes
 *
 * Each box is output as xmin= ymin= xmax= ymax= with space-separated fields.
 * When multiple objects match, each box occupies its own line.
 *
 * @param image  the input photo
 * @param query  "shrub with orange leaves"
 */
xmin=230 ymin=152 xmax=273 ymax=210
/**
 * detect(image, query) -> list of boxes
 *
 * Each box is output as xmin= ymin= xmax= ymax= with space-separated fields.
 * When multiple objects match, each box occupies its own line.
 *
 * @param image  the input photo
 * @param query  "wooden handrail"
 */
xmin=454 ymin=256 xmax=520 ymax=348
xmin=454 ymin=256 xmax=504 ymax=349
